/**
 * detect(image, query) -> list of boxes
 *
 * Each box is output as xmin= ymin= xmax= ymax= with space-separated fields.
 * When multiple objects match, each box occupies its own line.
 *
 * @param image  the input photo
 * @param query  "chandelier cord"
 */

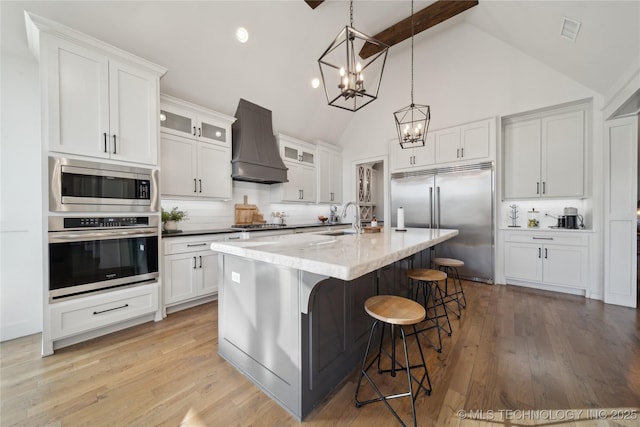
xmin=410 ymin=0 xmax=414 ymax=107
xmin=350 ymin=0 xmax=353 ymax=28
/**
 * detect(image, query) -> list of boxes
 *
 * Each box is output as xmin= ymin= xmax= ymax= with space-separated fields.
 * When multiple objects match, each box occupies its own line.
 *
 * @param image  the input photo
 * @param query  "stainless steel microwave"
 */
xmin=49 ymin=157 xmax=159 ymax=212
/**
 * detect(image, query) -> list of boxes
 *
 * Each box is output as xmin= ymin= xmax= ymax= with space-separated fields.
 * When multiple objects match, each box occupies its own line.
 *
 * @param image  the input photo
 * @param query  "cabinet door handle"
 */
xmin=545 ymin=248 xmax=548 ymax=259
xmin=193 ymin=256 xmax=197 ymax=269
xmin=194 ymin=178 xmax=197 ymax=193
xmin=542 ymin=181 xmax=546 ymax=194
xmin=533 ymin=237 xmax=553 ymax=240
xmin=112 ymin=134 xmax=117 ymax=154
xmin=457 ymin=148 xmax=460 ymax=158
xmin=199 ymin=179 xmax=202 ymax=193
xmin=193 ymin=126 xmax=197 ymax=136
xmin=198 ymin=255 xmax=202 ymax=269
xmin=103 ymin=133 xmax=108 ymax=153
xmin=538 ymin=247 xmax=541 ymax=258
xmin=93 ymin=304 xmax=128 ymax=315
xmin=461 ymin=147 xmax=464 ymax=158
xmin=536 ymin=182 xmax=540 ymax=194
xmin=198 ymin=127 xmax=202 ymax=138
xmin=187 ymin=243 xmax=207 ymax=247
xmin=228 ymin=236 xmax=240 ymax=240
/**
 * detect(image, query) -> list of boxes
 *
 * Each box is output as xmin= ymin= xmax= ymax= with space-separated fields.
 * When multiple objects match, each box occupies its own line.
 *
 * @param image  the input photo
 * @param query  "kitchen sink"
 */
xmin=322 ymin=230 xmax=357 ymax=237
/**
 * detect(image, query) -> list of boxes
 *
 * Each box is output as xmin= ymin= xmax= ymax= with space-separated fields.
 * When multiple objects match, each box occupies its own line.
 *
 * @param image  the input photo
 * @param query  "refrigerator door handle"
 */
xmin=436 ymin=186 xmax=441 ymax=229
xmin=429 ymin=187 xmax=433 ymax=228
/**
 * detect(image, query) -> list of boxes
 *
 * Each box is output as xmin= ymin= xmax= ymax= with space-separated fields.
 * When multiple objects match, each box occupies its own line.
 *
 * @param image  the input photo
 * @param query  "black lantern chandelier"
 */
xmin=394 ymin=0 xmax=430 ymax=148
xmin=318 ymin=0 xmax=389 ymax=112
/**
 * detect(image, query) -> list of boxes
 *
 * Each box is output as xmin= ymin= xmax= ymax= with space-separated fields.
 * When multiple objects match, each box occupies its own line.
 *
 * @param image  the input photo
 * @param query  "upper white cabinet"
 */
xmin=389 ymin=134 xmax=436 ymax=171
xmin=317 ymin=144 xmax=342 ymax=204
xmin=390 ymin=118 xmax=494 ymax=172
xmin=27 ymin=13 xmax=166 ymax=165
xmin=435 ymin=120 xmax=490 ymax=164
xmin=503 ymin=108 xmax=585 ymax=199
xmin=160 ymin=95 xmax=230 ymax=147
xmin=159 ymin=95 xmax=235 ymax=200
xmin=272 ymin=134 xmax=316 ymax=203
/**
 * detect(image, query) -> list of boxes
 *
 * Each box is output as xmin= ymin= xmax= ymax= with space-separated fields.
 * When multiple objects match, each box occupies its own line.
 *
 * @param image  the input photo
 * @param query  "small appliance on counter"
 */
xmin=545 ymin=207 xmax=584 ymax=229
xmin=328 ymin=205 xmax=339 ymax=224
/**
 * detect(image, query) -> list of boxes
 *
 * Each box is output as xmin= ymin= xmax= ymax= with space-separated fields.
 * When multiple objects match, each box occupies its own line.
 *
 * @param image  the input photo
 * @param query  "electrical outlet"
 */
xmin=232 ymin=272 xmax=240 ymax=283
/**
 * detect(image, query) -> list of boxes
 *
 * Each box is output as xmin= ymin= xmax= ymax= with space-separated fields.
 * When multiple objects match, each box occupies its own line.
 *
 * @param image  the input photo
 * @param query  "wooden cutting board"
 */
xmin=235 ymin=195 xmax=258 ymax=225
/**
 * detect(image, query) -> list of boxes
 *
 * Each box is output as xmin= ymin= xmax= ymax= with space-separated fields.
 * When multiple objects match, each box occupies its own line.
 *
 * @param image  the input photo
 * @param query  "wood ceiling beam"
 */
xmin=359 ymin=0 xmax=479 ymax=59
xmin=304 ymin=0 xmax=325 ymax=9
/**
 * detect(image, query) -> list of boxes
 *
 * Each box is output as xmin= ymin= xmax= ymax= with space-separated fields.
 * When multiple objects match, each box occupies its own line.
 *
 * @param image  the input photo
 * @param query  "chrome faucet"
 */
xmin=342 ymin=201 xmax=361 ymax=234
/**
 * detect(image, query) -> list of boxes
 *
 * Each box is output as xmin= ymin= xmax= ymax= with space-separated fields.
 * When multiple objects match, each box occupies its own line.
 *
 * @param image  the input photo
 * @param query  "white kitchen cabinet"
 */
xmin=435 ymin=120 xmax=490 ymax=164
xmin=503 ymin=108 xmax=585 ymax=199
xmin=317 ymin=146 xmax=342 ymax=204
xmin=503 ymin=231 xmax=589 ymax=294
xmin=389 ymin=134 xmax=435 ymax=172
xmin=272 ymin=134 xmax=317 ymax=203
xmin=389 ymin=118 xmax=493 ymax=172
xmin=160 ymin=134 xmax=232 ymax=199
xmin=163 ymin=233 xmax=242 ymax=311
xmin=159 ymin=96 xmax=235 ymax=200
xmin=160 ymin=95 xmax=231 ymax=147
xmin=41 ymin=35 xmax=163 ymax=165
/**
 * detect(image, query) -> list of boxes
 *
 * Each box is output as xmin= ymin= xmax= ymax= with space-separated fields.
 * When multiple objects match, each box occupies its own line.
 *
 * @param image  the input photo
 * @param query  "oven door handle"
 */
xmin=48 ymin=228 xmax=158 ymax=243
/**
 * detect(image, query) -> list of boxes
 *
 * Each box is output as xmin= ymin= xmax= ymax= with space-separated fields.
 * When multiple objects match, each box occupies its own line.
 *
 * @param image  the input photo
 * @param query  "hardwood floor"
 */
xmin=2 ymin=282 xmax=639 ymax=426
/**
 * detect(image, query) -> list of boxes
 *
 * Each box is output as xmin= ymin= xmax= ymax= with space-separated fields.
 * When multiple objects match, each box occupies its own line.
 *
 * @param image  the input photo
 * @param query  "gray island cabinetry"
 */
xmin=210 ymin=228 xmax=458 ymax=420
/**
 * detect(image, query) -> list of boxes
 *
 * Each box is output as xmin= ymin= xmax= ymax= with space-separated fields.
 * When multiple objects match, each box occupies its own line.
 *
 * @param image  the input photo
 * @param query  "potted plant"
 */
xmin=161 ymin=207 xmax=188 ymax=232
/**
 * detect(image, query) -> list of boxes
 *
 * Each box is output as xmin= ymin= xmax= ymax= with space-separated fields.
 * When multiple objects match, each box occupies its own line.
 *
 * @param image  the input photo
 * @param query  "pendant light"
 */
xmin=318 ymin=0 xmax=389 ymax=112
xmin=394 ymin=0 xmax=430 ymax=148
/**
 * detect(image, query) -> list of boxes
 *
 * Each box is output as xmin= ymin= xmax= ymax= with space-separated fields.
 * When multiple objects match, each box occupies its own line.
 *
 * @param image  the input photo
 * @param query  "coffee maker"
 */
xmin=563 ymin=207 xmax=583 ymax=229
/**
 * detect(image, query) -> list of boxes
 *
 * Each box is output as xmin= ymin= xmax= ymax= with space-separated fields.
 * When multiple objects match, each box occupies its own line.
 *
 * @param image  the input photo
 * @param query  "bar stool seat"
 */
xmin=432 ymin=257 xmax=467 ymax=318
xmin=406 ymin=269 xmax=452 ymax=353
xmin=355 ymin=295 xmax=432 ymax=427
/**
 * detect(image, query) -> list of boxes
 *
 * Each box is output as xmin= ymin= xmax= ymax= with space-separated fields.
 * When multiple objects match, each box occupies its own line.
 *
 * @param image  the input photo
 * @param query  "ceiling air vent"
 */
xmin=560 ymin=17 xmax=581 ymax=42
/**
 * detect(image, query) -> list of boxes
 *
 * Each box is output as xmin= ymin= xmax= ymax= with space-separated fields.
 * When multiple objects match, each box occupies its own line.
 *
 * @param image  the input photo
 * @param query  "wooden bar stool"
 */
xmin=432 ymin=258 xmax=467 ymax=318
xmin=406 ymin=269 xmax=452 ymax=353
xmin=355 ymin=295 xmax=432 ymax=427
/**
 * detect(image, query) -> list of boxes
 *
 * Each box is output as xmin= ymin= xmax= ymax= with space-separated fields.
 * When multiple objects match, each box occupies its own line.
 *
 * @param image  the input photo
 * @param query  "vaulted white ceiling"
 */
xmin=2 ymin=1 xmax=639 ymax=145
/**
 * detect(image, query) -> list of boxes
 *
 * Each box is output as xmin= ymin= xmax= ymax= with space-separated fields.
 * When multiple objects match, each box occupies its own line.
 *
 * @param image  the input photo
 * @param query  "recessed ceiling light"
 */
xmin=236 ymin=27 xmax=249 ymax=43
xmin=311 ymin=78 xmax=320 ymax=89
xmin=560 ymin=17 xmax=581 ymax=42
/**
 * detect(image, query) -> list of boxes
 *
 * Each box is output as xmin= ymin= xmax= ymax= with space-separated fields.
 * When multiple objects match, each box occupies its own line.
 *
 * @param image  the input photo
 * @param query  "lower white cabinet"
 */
xmin=163 ymin=233 xmax=242 ymax=310
xmin=49 ymin=283 xmax=160 ymax=341
xmin=503 ymin=231 xmax=589 ymax=294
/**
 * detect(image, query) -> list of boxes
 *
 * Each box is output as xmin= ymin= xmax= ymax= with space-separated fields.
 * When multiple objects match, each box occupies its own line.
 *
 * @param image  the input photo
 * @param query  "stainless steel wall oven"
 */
xmin=48 ymin=216 xmax=159 ymax=302
xmin=49 ymin=157 xmax=159 ymax=212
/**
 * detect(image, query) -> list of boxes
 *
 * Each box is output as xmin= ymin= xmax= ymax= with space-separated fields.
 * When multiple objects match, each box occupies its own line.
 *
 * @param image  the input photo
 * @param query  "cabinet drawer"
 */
xmin=504 ymin=231 xmax=588 ymax=246
xmin=50 ymin=284 xmax=159 ymax=340
xmin=163 ymin=233 xmax=243 ymax=254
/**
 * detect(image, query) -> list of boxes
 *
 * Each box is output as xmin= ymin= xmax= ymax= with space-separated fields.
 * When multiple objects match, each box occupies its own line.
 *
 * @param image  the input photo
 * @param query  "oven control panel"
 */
xmin=64 ymin=216 xmax=150 ymax=229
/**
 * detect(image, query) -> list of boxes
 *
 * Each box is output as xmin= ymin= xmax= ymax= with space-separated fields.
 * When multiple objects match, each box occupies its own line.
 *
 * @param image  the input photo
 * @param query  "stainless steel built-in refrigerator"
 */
xmin=391 ymin=162 xmax=494 ymax=283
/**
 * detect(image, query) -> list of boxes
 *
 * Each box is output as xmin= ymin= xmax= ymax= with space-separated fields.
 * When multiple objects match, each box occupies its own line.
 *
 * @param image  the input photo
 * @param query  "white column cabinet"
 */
xmin=42 ymin=36 xmax=163 ymax=165
xmin=272 ymin=134 xmax=317 ymax=203
xmin=503 ymin=231 xmax=589 ymax=295
xmin=317 ymin=146 xmax=342 ymax=204
xmin=503 ymin=108 xmax=585 ymax=199
xmin=159 ymin=95 xmax=235 ymax=200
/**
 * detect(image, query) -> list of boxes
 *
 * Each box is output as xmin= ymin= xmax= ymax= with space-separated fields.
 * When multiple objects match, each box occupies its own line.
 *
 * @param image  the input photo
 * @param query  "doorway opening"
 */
xmin=355 ymin=160 xmax=386 ymax=225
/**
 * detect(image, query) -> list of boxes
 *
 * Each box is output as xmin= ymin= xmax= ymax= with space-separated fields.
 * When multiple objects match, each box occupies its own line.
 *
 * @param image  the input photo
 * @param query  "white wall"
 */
xmin=0 ymin=51 xmax=44 ymax=341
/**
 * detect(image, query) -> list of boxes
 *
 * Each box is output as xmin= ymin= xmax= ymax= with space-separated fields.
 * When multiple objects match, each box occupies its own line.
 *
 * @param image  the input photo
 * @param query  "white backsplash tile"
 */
xmin=161 ymin=181 xmax=343 ymax=231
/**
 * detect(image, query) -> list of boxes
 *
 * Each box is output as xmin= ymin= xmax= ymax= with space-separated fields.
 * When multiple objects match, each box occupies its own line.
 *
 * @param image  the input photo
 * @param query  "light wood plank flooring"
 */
xmin=2 ymin=282 xmax=639 ymax=426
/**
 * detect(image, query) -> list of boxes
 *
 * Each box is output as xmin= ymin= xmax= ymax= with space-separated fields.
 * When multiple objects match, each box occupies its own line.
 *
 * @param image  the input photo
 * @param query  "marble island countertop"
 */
xmin=210 ymin=227 xmax=458 ymax=281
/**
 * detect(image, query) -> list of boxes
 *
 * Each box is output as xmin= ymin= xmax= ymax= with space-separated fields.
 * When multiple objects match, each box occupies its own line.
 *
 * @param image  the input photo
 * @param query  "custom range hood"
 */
xmin=231 ymin=99 xmax=288 ymax=184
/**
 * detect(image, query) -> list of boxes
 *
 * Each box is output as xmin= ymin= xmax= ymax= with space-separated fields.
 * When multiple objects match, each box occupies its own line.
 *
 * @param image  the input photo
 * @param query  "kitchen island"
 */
xmin=210 ymin=227 xmax=458 ymax=420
